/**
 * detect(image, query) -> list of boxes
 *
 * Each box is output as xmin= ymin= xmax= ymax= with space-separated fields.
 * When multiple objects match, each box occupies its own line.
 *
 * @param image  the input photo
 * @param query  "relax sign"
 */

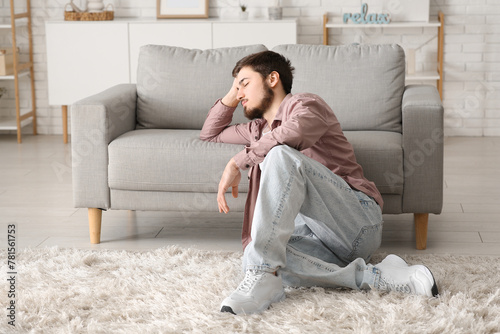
xmin=343 ymin=3 xmax=391 ymax=24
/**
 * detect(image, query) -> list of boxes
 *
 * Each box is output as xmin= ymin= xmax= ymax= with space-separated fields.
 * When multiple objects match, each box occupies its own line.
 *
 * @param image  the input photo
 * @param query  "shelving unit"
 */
xmin=0 ymin=0 xmax=36 ymax=143
xmin=323 ymin=12 xmax=444 ymax=100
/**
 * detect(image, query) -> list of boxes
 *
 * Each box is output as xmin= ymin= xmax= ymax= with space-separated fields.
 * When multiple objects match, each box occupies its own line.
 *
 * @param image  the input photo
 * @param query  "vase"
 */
xmin=239 ymin=11 xmax=249 ymax=20
xmin=268 ymin=6 xmax=282 ymax=20
xmin=87 ymin=0 xmax=104 ymax=12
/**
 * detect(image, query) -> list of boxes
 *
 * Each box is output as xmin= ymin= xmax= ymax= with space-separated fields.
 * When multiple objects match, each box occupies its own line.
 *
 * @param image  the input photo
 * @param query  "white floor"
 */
xmin=1 ymin=135 xmax=499 ymax=256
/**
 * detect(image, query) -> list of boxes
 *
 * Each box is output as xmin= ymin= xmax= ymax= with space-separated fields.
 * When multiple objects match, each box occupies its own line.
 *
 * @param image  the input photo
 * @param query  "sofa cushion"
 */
xmin=272 ymin=44 xmax=405 ymax=133
xmin=344 ymin=131 xmax=403 ymax=195
xmin=136 ymin=44 xmax=268 ymax=130
xmin=108 ymin=129 xmax=249 ymax=193
xmin=108 ymin=129 xmax=402 ymax=196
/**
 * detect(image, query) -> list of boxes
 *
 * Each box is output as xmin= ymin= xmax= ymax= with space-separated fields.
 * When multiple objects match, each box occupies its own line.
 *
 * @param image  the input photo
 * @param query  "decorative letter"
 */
xmin=343 ymin=3 xmax=391 ymax=25
xmin=361 ymin=3 xmax=368 ymax=24
xmin=378 ymin=13 xmax=391 ymax=24
xmin=352 ymin=13 xmax=361 ymax=24
xmin=343 ymin=13 xmax=351 ymax=23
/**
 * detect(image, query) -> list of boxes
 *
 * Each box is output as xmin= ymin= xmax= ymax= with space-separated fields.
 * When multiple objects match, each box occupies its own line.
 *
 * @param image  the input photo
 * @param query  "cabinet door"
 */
xmin=129 ymin=22 xmax=212 ymax=83
xmin=46 ymin=22 xmax=129 ymax=106
xmin=212 ymin=21 xmax=297 ymax=49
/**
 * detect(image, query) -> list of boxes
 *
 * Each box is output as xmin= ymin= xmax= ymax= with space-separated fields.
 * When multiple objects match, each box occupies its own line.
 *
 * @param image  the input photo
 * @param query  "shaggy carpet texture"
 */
xmin=1 ymin=246 xmax=500 ymax=333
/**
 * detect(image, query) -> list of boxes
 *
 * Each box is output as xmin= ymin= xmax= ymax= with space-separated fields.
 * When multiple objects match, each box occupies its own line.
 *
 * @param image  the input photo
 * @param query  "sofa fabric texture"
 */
xmin=273 ymin=44 xmax=405 ymax=133
xmin=71 ymin=43 xmax=443 ymax=218
xmin=136 ymin=44 xmax=267 ymax=130
xmin=108 ymin=129 xmax=249 ymax=193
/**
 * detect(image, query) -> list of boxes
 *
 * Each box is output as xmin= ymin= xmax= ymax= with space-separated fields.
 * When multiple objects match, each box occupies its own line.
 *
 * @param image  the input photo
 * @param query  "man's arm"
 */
xmin=217 ymin=158 xmax=241 ymax=214
xmin=201 ymin=79 xmax=250 ymax=213
xmin=221 ymin=77 xmax=240 ymax=108
xmin=200 ymin=78 xmax=252 ymax=145
xmin=233 ymin=94 xmax=331 ymax=171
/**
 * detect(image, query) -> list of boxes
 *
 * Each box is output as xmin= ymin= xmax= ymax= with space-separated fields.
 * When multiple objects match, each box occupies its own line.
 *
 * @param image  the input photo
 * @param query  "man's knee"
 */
xmin=266 ymin=145 xmax=298 ymax=161
xmin=261 ymin=145 xmax=299 ymax=170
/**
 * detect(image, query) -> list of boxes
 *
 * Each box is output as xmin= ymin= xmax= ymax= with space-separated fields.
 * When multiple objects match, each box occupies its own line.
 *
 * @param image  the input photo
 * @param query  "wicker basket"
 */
xmin=64 ymin=3 xmax=114 ymax=21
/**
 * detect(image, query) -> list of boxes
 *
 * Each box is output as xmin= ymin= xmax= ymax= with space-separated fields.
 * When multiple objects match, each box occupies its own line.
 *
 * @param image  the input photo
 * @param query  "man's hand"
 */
xmin=217 ymin=158 xmax=241 ymax=214
xmin=221 ymin=77 xmax=240 ymax=108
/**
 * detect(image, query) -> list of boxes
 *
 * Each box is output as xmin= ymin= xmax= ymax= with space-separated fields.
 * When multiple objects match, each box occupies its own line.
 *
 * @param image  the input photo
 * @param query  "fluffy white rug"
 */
xmin=1 ymin=246 xmax=500 ymax=333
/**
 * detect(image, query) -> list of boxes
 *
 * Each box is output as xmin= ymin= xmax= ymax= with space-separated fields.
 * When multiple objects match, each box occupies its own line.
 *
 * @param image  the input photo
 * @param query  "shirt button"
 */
xmin=254 ymin=136 xmax=258 ymax=140
xmin=245 ymin=164 xmax=250 ymax=168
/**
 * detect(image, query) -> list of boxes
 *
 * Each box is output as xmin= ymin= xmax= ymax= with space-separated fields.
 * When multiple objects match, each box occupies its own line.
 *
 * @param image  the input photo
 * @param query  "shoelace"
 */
xmin=237 ymin=270 xmax=265 ymax=293
xmin=378 ymin=277 xmax=412 ymax=294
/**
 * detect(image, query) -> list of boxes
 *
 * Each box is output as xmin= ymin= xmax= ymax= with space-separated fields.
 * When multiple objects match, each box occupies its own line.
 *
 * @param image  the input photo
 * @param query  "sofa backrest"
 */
xmin=272 ymin=44 xmax=405 ymax=133
xmin=136 ymin=44 xmax=267 ymax=130
xmin=136 ymin=43 xmax=405 ymax=132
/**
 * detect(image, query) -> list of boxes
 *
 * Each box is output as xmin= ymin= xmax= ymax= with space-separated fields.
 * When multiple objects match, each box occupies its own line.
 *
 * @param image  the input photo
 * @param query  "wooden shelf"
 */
xmin=323 ymin=12 xmax=444 ymax=100
xmin=0 ymin=115 xmax=33 ymax=130
xmin=325 ymin=19 xmax=441 ymax=29
xmin=406 ymin=71 xmax=440 ymax=81
xmin=0 ymin=70 xmax=30 ymax=80
xmin=0 ymin=0 xmax=37 ymax=143
xmin=0 ymin=20 xmax=27 ymax=29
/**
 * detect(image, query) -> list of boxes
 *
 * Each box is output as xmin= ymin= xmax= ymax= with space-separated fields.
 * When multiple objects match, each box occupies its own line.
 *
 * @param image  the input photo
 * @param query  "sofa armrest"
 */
xmin=401 ymin=85 xmax=444 ymax=214
xmin=71 ymin=84 xmax=137 ymax=209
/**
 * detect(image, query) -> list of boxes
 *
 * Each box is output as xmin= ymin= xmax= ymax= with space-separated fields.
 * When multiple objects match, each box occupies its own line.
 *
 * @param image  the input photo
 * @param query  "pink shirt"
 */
xmin=200 ymin=93 xmax=383 ymax=249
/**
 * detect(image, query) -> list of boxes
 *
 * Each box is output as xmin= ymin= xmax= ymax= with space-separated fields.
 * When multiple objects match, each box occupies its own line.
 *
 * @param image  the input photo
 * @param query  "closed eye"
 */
xmin=239 ymin=78 xmax=249 ymax=87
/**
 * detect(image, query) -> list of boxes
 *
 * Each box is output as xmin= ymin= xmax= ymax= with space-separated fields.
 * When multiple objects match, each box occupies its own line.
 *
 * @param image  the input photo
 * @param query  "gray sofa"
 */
xmin=71 ymin=43 xmax=443 ymax=250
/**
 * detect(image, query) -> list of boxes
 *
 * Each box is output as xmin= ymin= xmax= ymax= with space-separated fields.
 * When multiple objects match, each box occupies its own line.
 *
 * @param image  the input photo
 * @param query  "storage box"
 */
xmin=0 ymin=48 xmax=19 ymax=76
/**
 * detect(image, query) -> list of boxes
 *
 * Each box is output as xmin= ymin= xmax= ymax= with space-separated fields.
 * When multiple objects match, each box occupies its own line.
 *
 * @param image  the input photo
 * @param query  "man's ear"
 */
xmin=268 ymin=71 xmax=280 ymax=88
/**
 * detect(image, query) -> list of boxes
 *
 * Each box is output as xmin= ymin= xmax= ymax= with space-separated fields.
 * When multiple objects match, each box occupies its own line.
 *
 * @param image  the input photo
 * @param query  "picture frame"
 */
xmin=157 ymin=0 xmax=209 ymax=19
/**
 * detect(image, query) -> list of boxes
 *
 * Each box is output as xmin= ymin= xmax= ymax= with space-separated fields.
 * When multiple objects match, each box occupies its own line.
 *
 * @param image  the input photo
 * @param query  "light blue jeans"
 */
xmin=243 ymin=145 xmax=383 ymax=291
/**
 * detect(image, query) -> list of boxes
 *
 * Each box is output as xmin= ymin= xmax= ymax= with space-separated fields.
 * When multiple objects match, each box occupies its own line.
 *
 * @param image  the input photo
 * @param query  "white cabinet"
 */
xmin=46 ymin=22 xmax=129 ymax=106
xmin=46 ymin=18 xmax=297 ymax=105
xmin=129 ymin=22 xmax=212 ymax=83
xmin=212 ymin=21 xmax=297 ymax=49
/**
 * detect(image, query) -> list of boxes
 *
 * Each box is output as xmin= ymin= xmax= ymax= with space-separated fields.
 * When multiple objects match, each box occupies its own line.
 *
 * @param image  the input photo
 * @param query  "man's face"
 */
xmin=236 ymin=67 xmax=274 ymax=120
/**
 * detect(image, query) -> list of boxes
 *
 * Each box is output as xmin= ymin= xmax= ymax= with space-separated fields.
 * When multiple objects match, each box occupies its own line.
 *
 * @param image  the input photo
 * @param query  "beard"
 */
xmin=243 ymin=84 xmax=274 ymax=120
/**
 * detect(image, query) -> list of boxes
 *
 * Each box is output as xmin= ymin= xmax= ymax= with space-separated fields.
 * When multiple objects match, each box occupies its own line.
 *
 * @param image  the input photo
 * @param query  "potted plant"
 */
xmin=239 ymin=1 xmax=249 ymax=20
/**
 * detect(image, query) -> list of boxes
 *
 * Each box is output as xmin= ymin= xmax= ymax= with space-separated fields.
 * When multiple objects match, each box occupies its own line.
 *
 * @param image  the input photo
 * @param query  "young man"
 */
xmin=200 ymin=51 xmax=438 ymax=315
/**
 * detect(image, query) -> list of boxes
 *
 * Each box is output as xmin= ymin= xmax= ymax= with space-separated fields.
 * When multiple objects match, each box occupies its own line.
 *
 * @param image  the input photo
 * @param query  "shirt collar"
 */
xmin=254 ymin=93 xmax=293 ymax=130
xmin=273 ymin=93 xmax=293 ymax=124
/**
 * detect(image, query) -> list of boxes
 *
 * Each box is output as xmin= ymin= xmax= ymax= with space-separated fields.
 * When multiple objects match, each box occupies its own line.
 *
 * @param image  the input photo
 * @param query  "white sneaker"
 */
xmin=221 ymin=269 xmax=286 ymax=315
xmin=373 ymin=254 xmax=439 ymax=297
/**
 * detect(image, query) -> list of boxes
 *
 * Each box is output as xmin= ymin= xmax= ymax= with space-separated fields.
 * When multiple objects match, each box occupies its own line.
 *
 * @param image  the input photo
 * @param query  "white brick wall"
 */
xmin=0 ymin=0 xmax=498 ymax=136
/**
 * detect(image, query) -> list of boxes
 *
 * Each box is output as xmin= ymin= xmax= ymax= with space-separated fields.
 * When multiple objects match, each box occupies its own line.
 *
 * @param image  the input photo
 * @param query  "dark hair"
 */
xmin=232 ymin=51 xmax=295 ymax=94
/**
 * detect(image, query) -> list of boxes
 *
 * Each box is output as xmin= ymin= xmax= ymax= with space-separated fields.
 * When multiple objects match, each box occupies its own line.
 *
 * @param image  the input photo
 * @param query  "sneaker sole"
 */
xmin=221 ymin=290 xmax=286 ymax=315
xmin=423 ymin=265 xmax=439 ymax=297
xmin=413 ymin=264 xmax=439 ymax=297
xmin=220 ymin=306 xmax=237 ymax=315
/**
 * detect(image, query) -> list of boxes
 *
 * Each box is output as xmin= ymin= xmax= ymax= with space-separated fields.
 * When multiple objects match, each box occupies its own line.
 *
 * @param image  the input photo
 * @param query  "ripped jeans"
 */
xmin=243 ymin=145 xmax=383 ymax=290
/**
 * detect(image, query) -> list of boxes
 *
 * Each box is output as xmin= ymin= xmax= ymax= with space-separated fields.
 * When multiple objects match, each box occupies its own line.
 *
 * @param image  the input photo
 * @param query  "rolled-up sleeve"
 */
xmin=234 ymin=95 xmax=331 ymax=170
xmin=200 ymin=99 xmax=252 ymax=145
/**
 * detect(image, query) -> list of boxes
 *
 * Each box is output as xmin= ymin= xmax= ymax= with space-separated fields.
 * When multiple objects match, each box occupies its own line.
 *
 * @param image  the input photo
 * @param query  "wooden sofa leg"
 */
xmin=88 ymin=208 xmax=102 ymax=244
xmin=414 ymin=213 xmax=429 ymax=250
